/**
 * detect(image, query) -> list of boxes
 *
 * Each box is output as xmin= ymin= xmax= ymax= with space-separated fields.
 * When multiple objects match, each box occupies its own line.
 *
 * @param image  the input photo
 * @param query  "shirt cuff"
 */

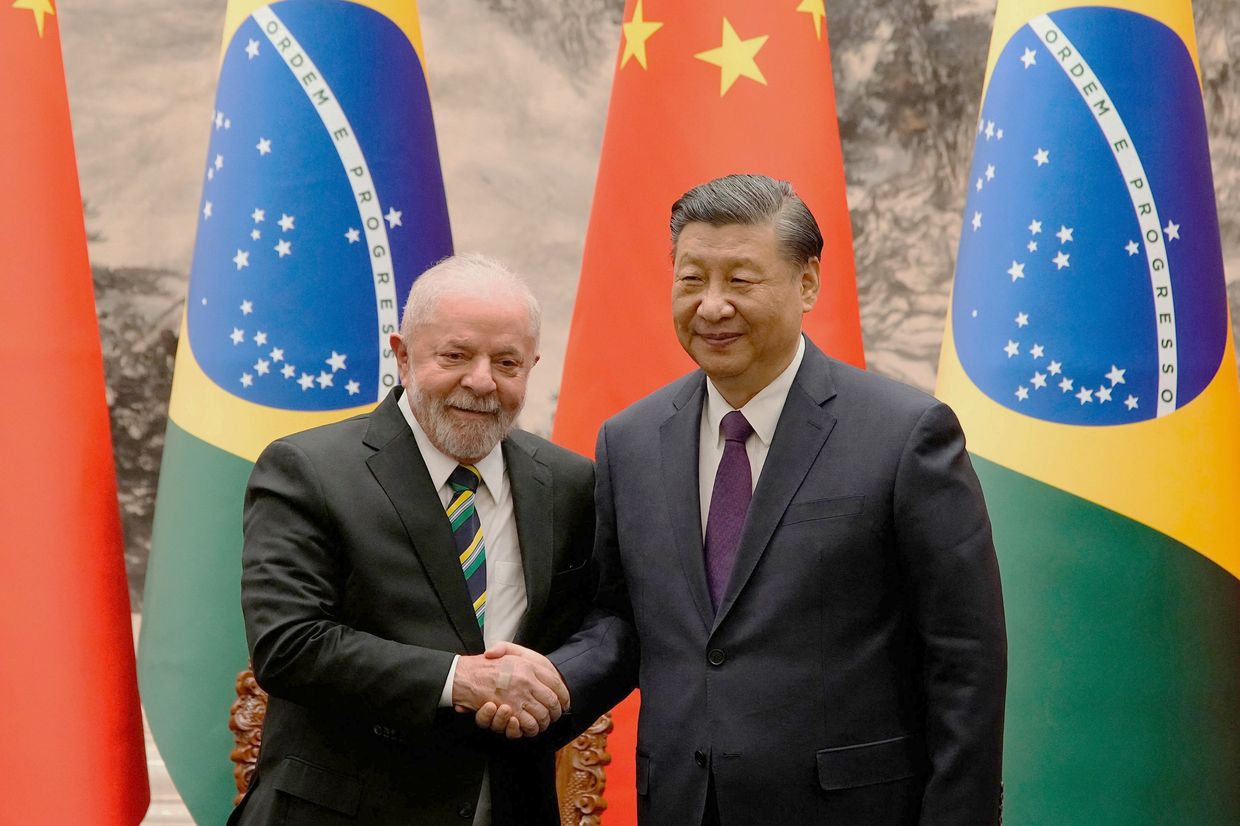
xmin=439 ymin=654 xmax=461 ymax=708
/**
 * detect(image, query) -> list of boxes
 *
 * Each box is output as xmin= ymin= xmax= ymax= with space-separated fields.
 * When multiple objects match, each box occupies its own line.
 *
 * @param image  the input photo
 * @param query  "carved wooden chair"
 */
xmin=230 ymin=669 xmax=612 ymax=825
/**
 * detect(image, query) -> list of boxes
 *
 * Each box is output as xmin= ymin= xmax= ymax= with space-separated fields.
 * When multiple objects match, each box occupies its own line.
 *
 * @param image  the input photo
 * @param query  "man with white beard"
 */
xmin=231 ymin=254 xmax=597 ymax=826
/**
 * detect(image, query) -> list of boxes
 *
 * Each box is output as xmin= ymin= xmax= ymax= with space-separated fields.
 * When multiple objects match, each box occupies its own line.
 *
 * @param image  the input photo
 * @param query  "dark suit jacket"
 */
xmin=551 ymin=338 xmax=1006 ymax=825
xmin=229 ymin=388 xmax=596 ymax=826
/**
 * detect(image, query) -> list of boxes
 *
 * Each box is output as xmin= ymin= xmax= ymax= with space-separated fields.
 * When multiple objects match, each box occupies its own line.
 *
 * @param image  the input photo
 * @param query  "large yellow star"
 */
xmin=620 ymin=0 xmax=663 ymax=70
xmin=796 ymin=0 xmax=826 ymax=41
xmin=694 ymin=18 xmax=768 ymax=97
xmin=12 ymin=0 xmax=55 ymax=38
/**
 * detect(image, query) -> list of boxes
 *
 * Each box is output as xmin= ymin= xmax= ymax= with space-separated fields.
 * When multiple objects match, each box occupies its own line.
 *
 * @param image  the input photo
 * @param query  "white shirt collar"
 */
xmin=704 ymin=335 xmax=806 ymax=447
xmin=397 ymin=389 xmax=506 ymax=499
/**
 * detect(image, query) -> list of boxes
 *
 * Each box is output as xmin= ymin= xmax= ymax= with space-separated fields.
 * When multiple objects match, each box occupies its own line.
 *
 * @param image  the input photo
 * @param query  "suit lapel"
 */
xmin=660 ymin=374 xmax=714 ymax=632
xmin=713 ymin=341 xmax=839 ymax=631
xmin=364 ymin=390 xmax=485 ymax=652
xmin=504 ymin=436 xmax=553 ymax=646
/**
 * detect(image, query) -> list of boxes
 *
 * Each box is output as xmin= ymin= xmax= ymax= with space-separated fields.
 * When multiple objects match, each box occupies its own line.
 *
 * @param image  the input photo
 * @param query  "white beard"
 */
xmin=408 ymin=382 xmax=520 ymax=463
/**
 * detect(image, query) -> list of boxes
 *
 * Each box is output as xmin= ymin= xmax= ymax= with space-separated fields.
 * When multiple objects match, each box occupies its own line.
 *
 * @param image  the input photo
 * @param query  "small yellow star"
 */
xmin=12 ymin=0 xmax=55 ymax=38
xmin=796 ymin=0 xmax=826 ymax=41
xmin=694 ymin=18 xmax=768 ymax=97
xmin=620 ymin=0 xmax=663 ymax=70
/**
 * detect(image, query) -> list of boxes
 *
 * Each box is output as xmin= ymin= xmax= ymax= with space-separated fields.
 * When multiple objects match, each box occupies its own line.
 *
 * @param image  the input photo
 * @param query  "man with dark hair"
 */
xmin=491 ymin=174 xmax=1007 ymax=824
xmin=230 ymin=254 xmax=595 ymax=825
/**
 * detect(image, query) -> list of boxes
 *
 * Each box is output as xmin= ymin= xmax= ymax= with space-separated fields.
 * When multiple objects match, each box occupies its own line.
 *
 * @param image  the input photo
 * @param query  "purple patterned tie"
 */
xmin=704 ymin=410 xmax=754 ymax=610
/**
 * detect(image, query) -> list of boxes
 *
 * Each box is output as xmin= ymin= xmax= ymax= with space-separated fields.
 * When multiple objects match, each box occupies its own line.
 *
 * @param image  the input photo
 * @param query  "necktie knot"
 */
xmin=720 ymin=411 xmax=753 ymax=444
xmin=449 ymin=464 xmax=481 ymax=494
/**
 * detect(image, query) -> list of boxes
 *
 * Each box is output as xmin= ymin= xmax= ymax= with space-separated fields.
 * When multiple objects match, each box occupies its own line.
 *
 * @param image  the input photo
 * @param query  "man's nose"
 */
xmin=697 ymin=283 xmax=736 ymax=322
xmin=460 ymin=358 xmax=497 ymax=394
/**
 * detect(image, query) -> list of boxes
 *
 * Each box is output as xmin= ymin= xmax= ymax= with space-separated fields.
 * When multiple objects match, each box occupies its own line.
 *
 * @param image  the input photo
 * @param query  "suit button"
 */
xmin=694 ymin=749 xmax=707 ymax=767
xmin=707 ymin=648 xmax=726 ymax=666
xmin=458 ymin=801 xmax=475 ymax=818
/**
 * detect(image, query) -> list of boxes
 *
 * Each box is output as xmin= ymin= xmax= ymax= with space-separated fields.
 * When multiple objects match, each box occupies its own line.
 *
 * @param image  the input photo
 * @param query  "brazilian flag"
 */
xmin=938 ymin=0 xmax=1240 ymax=821
xmin=137 ymin=1 xmax=452 ymax=822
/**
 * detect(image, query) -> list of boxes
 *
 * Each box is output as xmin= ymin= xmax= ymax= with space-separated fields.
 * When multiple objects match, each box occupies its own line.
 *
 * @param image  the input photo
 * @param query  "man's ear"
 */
xmin=801 ymin=257 xmax=822 ymax=312
xmin=390 ymin=334 xmax=408 ymax=375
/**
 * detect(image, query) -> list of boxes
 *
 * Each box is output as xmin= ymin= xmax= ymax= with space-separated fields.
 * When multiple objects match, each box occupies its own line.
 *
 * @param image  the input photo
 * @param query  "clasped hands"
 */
xmin=452 ymin=642 xmax=569 ymax=739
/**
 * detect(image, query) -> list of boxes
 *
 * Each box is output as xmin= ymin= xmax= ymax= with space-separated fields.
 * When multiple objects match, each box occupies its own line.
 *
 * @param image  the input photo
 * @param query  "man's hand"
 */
xmin=452 ymin=642 xmax=570 ymax=739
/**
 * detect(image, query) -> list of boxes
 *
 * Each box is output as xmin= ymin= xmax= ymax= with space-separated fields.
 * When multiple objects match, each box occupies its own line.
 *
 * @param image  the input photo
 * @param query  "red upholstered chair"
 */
xmin=230 ymin=668 xmax=612 ymax=825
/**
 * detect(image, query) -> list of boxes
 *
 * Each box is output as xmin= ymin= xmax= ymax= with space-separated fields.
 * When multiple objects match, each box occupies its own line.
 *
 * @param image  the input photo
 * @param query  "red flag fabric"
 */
xmin=0 ymin=2 xmax=149 ymax=822
xmin=552 ymin=2 xmax=862 ymax=822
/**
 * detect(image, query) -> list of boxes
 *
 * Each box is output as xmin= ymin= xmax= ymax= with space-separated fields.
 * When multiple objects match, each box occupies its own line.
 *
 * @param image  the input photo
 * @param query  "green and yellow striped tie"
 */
xmin=447 ymin=465 xmax=486 ymax=627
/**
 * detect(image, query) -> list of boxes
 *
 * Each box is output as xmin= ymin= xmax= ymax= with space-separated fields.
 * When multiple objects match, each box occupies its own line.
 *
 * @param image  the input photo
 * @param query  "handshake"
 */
xmin=451 ymin=642 xmax=570 ymax=739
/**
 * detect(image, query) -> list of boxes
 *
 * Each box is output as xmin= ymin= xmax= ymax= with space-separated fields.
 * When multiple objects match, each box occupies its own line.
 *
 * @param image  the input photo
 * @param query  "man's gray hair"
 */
xmin=669 ymin=174 xmax=824 ymax=267
xmin=399 ymin=252 xmax=542 ymax=343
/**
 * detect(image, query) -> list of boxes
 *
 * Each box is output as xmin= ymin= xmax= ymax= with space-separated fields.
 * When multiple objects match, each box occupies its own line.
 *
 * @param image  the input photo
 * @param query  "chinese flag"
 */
xmin=552 ymin=2 xmax=862 ymax=822
xmin=0 ymin=2 xmax=149 ymax=823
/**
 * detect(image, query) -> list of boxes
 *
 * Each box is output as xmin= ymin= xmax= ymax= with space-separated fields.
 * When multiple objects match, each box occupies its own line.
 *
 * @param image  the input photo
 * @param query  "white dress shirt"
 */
xmin=698 ymin=335 xmax=806 ymax=536
xmin=398 ymin=391 xmax=526 ymax=826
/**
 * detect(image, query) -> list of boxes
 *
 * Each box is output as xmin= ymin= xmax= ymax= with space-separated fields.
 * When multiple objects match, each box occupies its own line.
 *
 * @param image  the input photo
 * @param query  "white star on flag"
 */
xmin=203 ymin=202 xmax=213 ymax=220
xmin=985 ymin=121 xmax=995 ymax=139
xmin=1015 ymin=312 xmax=1029 ymax=328
xmin=230 ymin=328 xmax=245 ymax=345
xmin=385 ymin=207 xmax=403 ymax=228
xmin=240 ymin=373 xmax=253 ymax=388
xmin=345 ymin=228 xmax=360 ymax=243
xmin=1096 ymin=386 xmax=1112 ymax=403
xmin=1021 ymin=47 xmax=1037 ymax=68
xmin=1048 ymin=360 xmax=1063 ymax=375
xmin=250 ymin=229 xmax=261 ymax=241
xmin=1106 ymin=365 xmax=1126 ymax=385
xmin=1029 ymin=219 xmax=1042 ymax=234
xmin=1125 ymin=240 xmax=1139 ymax=256
xmin=1031 ymin=372 xmax=1047 ymax=389
xmin=1164 ymin=220 xmax=1180 ymax=241
xmin=275 ymin=239 xmax=292 ymax=258
xmin=1030 ymin=344 xmax=1045 ymax=359
xmin=254 ymin=331 xmax=268 ymax=345
xmin=254 ymin=359 xmax=270 ymax=376
xmin=278 ymin=214 xmax=295 ymax=232
xmin=1007 ymin=261 xmax=1025 ymax=282
xmin=234 ymin=250 xmax=250 ymax=270
xmin=1075 ymin=387 xmax=1094 ymax=404
xmin=298 ymin=373 xmax=315 ymax=390
xmin=240 ymin=300 xmax=253 ymax=315
xmin=976 ymin=178 xmax=983 ymax=192
xmin=246 ymin=39 xmax=260 ymax=59
xmin=1059 ymin=377 xmax=1074 ymax=392
xmin=972 ymin=212 xmax=983 ymax=231
xmin=985 ymin=164 xmax=996 ymax=181
xmin=1053 ymin=251 xmax=1070 ymax=270
xmin=1033 ymin=148 xmax=1050 ymax=166
xmin=251 ymin=208 xmax=265 ymax=223
xmin=1027 ymin=241 xmax=1038 ymax=253
xmin=326 ymin=351 xmax=348 ymax=372
xmin=1004 ymin=340 xmax=1020 ymax=358
xmin=346 ymin=380 xmax=361 ymax=395
xmin=1016 ymin=386 xmax=1030 ymax=401
xmin=317 ymin=371 xmax=334 ymax=388
xmin=269 ymin=347 xmax=284 ymax=362
xmin=1124 ymin=395 xmax=1139 ymax=410
xmin=281 ymin=364 xmax=296 ymax=379
xmin=257 ymin=138 xmax=272 ymax=156
xmin=214 ymin=154 xmax=224 ymax=171
xmin=1056 ymin=226 xmax=1074 ymax=244
xmin=214 ymin=111 xmax=224 ymax=129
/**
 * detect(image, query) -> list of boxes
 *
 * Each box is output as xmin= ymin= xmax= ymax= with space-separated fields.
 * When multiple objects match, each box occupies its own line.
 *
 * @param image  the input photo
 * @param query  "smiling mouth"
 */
xmin=449 ymin=406 xmax=496 ymax=418
xmin=698 ymin=332 xmax=742 ymax=347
